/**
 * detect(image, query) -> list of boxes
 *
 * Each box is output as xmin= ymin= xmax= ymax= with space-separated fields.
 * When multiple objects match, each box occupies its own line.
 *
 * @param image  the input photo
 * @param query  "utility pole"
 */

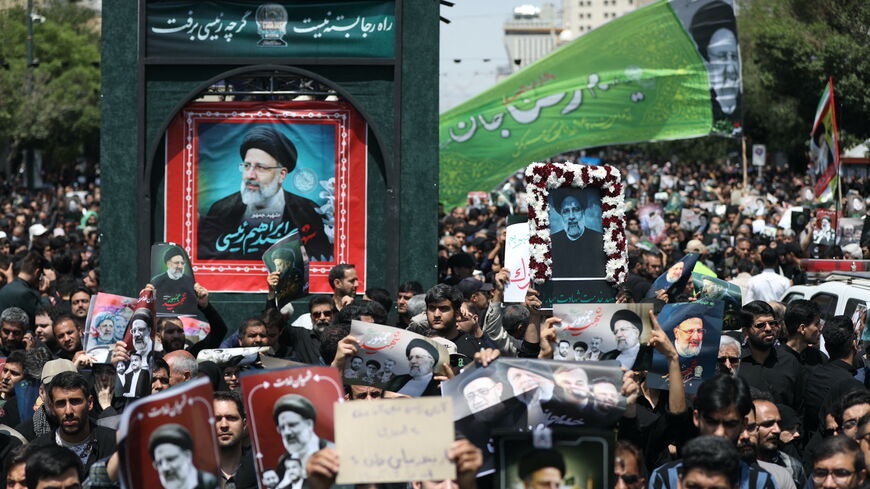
xmin=24 ymin=0 xmax=35 ymax=189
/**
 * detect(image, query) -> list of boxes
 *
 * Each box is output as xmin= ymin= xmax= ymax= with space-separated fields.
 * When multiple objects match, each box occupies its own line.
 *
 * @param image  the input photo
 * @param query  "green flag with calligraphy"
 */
xmin=439 ymin=0 xmax=742 ymax=209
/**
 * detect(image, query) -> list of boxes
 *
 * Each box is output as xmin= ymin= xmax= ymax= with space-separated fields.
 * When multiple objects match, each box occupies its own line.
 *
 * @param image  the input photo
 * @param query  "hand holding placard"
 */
xmin=334 ymin=397 xmax=455 ymax=484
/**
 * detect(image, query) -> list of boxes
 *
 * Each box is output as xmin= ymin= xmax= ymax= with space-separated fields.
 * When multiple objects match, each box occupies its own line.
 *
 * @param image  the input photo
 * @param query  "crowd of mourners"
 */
xmin=2 ymin=155 xmax=870 ymax=489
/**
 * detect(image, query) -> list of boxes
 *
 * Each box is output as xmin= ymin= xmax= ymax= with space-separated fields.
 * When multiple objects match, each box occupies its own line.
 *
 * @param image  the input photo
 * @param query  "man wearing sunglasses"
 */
xmin=649 ymin=374 xmax=776 ymax=489
xmin=810 ymin=436 xmax=866 ymax=489
xmin=737 ymin=301 xmax=802 ymax=410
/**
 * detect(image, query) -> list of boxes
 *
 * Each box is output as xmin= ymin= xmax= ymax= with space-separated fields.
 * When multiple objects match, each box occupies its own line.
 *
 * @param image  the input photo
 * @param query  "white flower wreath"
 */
xmin=524 ymin=161 xmax=628 ymax=285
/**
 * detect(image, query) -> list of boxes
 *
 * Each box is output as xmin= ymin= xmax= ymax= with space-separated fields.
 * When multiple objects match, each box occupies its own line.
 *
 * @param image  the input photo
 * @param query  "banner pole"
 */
xmin=741 ymin=136 xmax=748 ymax=195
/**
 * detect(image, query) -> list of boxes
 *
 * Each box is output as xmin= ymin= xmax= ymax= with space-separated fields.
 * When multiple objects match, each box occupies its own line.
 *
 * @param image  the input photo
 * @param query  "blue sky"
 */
xmin=439 ymin=0 xmax=549 ymax=113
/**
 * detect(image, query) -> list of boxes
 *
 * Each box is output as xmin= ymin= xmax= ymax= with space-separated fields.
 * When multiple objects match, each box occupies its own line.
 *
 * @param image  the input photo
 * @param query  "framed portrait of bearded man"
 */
xmin=164 ymin=101 xmax=367 ymax=294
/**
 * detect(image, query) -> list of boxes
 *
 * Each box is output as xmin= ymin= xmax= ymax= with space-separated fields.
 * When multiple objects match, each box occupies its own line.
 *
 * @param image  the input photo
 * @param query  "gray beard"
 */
xmin=167 ymin=269 xmax=183 ymax=280
xmin=240 ymin=177 xmax=281 ymax=207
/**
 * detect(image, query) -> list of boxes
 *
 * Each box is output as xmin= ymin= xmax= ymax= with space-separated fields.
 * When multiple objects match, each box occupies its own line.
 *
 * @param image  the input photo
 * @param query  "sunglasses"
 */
xmin=752 ymin=320 xmax=778 ymax=329
xmin=717 ymin=356 xmax=740 ymax=364
xmin=617 ymin=474 xmax=641 ymax=484
xmin=312 ymin=310 xmax=333 ymax=318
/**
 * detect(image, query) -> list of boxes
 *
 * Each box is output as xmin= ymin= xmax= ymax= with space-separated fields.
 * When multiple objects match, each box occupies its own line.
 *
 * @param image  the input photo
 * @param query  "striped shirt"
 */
xmin=649 ymin=460 xmax=778 ymax=489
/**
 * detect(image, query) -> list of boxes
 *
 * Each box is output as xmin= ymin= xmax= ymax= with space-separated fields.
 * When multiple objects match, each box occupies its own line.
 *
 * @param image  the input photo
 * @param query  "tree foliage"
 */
xmin=0 ymin=3 xmax=100 ymax=168
xmin=738 ymin=0 xmax=870 ymax=162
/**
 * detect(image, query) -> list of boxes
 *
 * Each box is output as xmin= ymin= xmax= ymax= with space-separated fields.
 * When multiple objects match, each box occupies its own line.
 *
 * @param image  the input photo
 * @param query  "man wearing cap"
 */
xmin=550 ymin=191 xmax=606 ymax=279
xmin=685 ymin=239 xmax=717 ymax=277
xmin=31 ymin=371 xmax=116 ymax=472
xmin=150 ymin=246 xmax=197 ymax=315
xmin=198 ymin=125 xmax=331 ymax=262
xmin=149 ymin=423 xmax=218 ymax=489
xmin=14 ymin=359 xmax=75 ymax=441
xmin=517 ymin=448 xmax=566 ymax=489
xmin=387 ymin=338 xmax=441 ymax=397
xmin=272 ymin=394 xmax=330 ymax=474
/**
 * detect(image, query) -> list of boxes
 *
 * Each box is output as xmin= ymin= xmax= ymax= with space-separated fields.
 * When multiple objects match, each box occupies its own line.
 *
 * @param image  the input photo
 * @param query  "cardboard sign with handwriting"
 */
xmin=504 ymin=222 xmax=531 ymax=303
xmin=117 ymin=377 xmax=219 ymax=489
xmin=335 ymin=397 xmax=456 ymax=484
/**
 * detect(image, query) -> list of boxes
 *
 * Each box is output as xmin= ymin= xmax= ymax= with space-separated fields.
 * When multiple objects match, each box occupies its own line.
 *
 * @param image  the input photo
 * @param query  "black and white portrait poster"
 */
xmin=648 ymin=299 xmax=724 ymax=394
xmin=240 ymin=366 xmax=343 ymax=489
xmin=150 ymin=243 xmax=198 ymax=316
xmin=495 ymin=429 xmax=613 ymax=489
xmin=645 ymin=253 xmax=700 ymax=298
xmin=545 ymin=187 xmax=616 ymax=306
xmin=119 ymin=289 xmax=157 ymax=398
xmin=551 ymin=303 xmax=653 ymax=370
xmin=262 ymin=232 xmax=308 ymax=309
xmin=813 ymin=209 xmax=837 ymax=246
xmin=346 ymin=320 xmax=450 ymax=397
xmin=442 ymin=358 xmax=624 ymax=474
xmin=118 ymin=377 xmax=219 ymax=489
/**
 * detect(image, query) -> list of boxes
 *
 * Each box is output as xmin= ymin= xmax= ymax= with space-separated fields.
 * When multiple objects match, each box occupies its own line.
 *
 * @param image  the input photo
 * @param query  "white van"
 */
xmin=780 ymin=272 xmax=870 ymax=321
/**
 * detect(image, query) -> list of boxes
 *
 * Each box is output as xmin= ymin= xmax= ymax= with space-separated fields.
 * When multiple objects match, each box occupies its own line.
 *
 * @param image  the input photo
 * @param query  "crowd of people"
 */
xmin=1 ymin=156 xmax=870 ymax=489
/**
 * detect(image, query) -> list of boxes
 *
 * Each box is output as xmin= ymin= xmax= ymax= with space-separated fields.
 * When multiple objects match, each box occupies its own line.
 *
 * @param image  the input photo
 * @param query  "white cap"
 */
xmin=28 ymin=223 xmax=48 ymax=239
xmin=843 ymin=243 xmax=863 ymax=260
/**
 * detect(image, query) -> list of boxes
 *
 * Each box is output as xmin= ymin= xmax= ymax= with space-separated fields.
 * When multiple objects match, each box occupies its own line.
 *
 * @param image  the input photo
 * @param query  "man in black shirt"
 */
xmin=802 ymin=316 xmax=866 ymax=435
xmin=737 ymin=301 xmax=802 ymax=410
xmin=425 ymin=284 xmax=480 ymax=359
xmin=782 ymin=300 xmax=827 ymax=367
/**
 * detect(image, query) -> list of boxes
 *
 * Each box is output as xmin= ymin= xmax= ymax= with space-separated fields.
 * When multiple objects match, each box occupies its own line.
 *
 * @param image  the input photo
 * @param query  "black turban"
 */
xmin=517 ymin=448 xmax=566 ymax=480
xmin=610 ymin=309 xmax=643 ymax=334
xmin=148 ymin=424 xmax=193 ymax=458
xmin=240 ymin=126 xmax=298 ymax=171
xmin=272 ymin=247 xmax=296 ymax=263
xmin=272 ymin=394 xmax=316 ymax=423
xmin=405 ymin=338 xmax=439 ymax=363
xmin=163 ymin=246 xmax=184 ymax=264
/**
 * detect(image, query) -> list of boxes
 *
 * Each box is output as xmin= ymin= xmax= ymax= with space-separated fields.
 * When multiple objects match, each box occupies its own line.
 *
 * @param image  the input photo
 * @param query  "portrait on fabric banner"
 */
xmin=164 ymin=101 xmax=367 ymax=294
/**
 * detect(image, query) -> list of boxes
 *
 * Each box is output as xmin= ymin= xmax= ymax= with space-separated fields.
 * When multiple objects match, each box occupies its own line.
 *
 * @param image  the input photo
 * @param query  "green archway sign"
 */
xmin=101 ymin=0 xmax=439 ymax=327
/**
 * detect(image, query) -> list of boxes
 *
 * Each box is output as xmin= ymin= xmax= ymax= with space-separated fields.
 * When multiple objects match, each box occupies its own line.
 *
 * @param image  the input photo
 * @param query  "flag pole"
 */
xmin=829 ymin=77 xmax=843 ymax=237
xmin=741 ymin=136 xmax=748 ymax=195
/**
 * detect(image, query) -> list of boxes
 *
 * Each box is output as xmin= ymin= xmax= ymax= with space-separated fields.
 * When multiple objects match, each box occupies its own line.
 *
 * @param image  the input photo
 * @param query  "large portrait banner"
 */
xmin=118 ymin=377 xmax=219 ymax=489
xmin=165 ymin=101 xmax=367 ymax=294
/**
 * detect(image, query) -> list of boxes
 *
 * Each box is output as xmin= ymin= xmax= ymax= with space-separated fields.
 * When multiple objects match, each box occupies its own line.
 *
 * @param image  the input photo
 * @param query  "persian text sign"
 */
xmin=146 ymin=1 xmax=396 ymax=59
xmin=439 ymin=0 xmax=743 ymax=208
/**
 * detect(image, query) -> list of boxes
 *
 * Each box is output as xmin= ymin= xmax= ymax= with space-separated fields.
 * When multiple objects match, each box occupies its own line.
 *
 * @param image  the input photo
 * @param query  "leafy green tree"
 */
xmin=738 ymin=0 xmax=870 ymax=162
xmin=0 ymin=3 xmax=100 ymax=169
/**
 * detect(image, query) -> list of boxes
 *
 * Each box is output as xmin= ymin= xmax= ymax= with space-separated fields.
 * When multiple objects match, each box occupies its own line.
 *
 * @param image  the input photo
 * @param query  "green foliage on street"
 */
xmin=739 ymin=0 xmax=870 ymax=161
xmin=0 ymin=3 xmax=100 ymax=167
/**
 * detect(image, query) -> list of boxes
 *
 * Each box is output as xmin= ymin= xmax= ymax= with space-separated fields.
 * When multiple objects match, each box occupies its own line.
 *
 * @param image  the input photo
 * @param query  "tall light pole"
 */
xmin=24 ymin=0 xmax=34 ymax=189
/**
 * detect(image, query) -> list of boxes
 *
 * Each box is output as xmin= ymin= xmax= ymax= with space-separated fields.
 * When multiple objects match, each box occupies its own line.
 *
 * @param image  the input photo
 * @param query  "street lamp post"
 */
xmin=24 ymin=0 xmax=34 ymax=189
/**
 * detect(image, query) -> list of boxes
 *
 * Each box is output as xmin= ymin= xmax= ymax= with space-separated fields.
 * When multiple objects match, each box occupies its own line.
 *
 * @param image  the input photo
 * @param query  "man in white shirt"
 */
xmin=745 ymin=248 xmax=791 ymax=303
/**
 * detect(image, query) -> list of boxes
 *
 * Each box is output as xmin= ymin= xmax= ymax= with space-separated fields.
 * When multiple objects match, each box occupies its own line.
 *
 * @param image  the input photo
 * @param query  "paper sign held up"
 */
xmin=334 ymin=397 xmax=455 ymax=484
